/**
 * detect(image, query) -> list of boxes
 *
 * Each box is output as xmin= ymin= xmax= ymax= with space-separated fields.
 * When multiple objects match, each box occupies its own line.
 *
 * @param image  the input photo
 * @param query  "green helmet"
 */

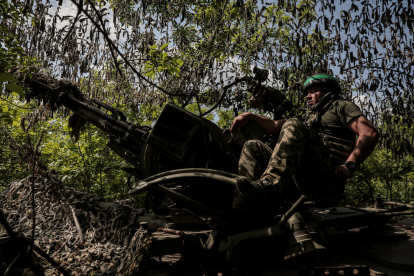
xmin=302 ymin=73 xmax=341 ymax=95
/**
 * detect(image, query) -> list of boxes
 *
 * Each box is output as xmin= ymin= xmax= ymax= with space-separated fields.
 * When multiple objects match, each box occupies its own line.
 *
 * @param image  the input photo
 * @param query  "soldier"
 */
xmin=230 ymin=73 xmax=379 ymax=214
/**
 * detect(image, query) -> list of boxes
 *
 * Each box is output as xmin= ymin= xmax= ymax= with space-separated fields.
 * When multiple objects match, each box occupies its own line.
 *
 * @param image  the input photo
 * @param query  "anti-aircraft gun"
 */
xmin=21 ymin=69 xmax=414 ymax=273
xmin=53 ymin=66 xmax=293 ymax=221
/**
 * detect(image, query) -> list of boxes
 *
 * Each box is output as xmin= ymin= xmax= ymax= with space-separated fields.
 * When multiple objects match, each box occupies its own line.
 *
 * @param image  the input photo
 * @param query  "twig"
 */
xmin=0 ymin=210 xmax=17 ymax=240
xmin=56 ymin=240 xmax=68 ymax=254
xmin=76 ymin=142 xmax=92 ymax=193
xmin=62 ymin=0 xmax=83 ymax=43
xmin=4 ymin=252 xmax=21 ymax=276
xmin=0 ymin=210 xmax=44 ymax=276
xmin=31 ymin=240 xmax=72 ymax=276
xmin=358 ymin=165 xmax=375 ymax=204
xmin=195 ymin=95 xmax=203 ymax=116
xmin=86 ymin=0 xmax=124 ymax=78
xmin=349 ymin=179 xmax=368 ymax=204
xmin=69 ymin=205 xmax=84 ymax=244
xmin=29 ymin=130 xmax=45 ymax=254
xmin=200 ymin=78 xmax=245 ymax=117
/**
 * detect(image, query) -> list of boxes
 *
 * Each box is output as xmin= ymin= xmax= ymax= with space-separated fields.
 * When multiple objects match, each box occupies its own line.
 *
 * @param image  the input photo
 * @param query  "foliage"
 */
xmin=0 ymin=96 xmax=18 ymax=125
xmin=144 ymin=43 xmax=184 ymax=78
xmin=0 ymin=1 xmax=37 ymax=104
xmin=345 ymin=147 xmax=414 ymax=207
xmin=0 ymin=93 xmax=137 ymax=202
xmin=40 ymin=120 xmax=132 ymax=201
xmin=0 ymin=128 xmax=27 ymax=191
xmin=0 ymin=94 xmax=35 ymax=189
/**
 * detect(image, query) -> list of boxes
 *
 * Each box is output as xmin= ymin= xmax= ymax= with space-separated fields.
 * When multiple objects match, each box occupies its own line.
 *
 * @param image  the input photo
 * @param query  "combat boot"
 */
xmin=212 ymin=177 xmax=279 ymax=234
xmin=232 ymin=176 xmax=280 ymax=216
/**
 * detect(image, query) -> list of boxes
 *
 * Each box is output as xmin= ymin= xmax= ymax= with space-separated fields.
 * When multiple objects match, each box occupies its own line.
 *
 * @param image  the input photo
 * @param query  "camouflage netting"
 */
xmin=11 ymin=68 xmax=90 ymax=141
xmin=0 ymin=175 xmax=153 ymax=275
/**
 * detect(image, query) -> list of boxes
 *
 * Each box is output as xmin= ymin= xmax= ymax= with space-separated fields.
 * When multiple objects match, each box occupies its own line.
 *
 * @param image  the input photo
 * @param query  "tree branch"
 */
xmin=62 ymin=0 xmax=84 ymax=43
xmin=86 ymin=0 xmax=124 ymax=79
xmin=29 ymin=130 xmax=45 ymax=255
xmin=4 ymin=252 xmax=21 ymax=276
xmin=69 ymin=205 xmax=84 ymax=244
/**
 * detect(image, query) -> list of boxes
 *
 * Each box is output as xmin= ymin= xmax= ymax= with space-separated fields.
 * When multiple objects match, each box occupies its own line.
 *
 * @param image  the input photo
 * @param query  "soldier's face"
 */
xmin=306 ymin=86 xmax=325 ymax=108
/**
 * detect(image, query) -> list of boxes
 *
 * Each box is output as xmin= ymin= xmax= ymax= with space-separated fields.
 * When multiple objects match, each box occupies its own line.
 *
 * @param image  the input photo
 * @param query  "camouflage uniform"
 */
xmin=236 ymin=118 xmax=345 ymax=208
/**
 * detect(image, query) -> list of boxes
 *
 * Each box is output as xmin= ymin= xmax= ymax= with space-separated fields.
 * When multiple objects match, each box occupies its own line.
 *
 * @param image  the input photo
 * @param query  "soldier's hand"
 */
xmin=335 ymin=165 xmax=352 ymax=181
xmin=230 ymin=114 xmax=249 ymax=132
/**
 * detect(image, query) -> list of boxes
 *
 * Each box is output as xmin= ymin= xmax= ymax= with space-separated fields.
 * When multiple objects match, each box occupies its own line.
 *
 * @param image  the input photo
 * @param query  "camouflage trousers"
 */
xmin=237 ymin=118 xmax=345 ymax=205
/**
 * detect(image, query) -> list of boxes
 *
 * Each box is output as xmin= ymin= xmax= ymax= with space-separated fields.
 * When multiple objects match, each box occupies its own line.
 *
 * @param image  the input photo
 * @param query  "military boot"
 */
xmin=210 ymin=177 xmax=280 ymax=233
xmin=232 ymin=176 xmax=280 ymax=217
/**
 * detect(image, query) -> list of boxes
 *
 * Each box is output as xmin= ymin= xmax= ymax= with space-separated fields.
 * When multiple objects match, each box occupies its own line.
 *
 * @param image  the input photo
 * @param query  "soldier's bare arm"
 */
xmin=230 ymin=112 xmax=287 ymax=135
xmin=346 ymin=115 xmax=380 ymax=165
xmin=335 ymin=115 xmax=379 ymax=180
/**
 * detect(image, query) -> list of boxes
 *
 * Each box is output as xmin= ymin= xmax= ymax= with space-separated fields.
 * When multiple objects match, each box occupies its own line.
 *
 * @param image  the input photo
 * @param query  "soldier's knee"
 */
xmin=243 ymin=139 xmax=264 ymax=151
xmin=281 ymin=118 xmax=306 ymax=131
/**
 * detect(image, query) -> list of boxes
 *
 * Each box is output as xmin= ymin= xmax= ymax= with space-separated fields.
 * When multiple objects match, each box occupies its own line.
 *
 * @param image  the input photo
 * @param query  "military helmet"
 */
xmin=302 ymin=73 xmax=341 ymax=95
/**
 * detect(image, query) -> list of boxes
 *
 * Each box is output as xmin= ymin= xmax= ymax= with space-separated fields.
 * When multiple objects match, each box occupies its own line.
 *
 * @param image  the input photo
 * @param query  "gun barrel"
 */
xmin=59 ymin=92 xmax=147 ymax=146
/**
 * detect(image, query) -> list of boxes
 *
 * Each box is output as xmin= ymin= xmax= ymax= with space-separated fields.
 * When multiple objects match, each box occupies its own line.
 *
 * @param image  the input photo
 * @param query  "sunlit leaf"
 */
xmin=160 ymin=42 xmax=169 ymax=51
xmin=176 ymin=59 xmax=184 ymax=67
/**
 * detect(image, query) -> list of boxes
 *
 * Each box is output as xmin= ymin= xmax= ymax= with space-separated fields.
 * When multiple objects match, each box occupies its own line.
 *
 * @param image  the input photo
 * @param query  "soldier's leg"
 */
xmin=233 ymin=140 xmax=274 ymax=213
xmin=260 ymin=117 xmax=343 ymax=203
xmin=260 ymin=118 xmax=308 ymax=198
xmin=238 ymin=140 xmax=273 ymax=181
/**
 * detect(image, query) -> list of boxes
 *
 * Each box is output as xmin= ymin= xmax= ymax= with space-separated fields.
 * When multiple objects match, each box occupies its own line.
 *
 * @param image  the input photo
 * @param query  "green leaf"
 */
xmin=150 ymin=45 xmax=158 ymax=49
xmin=176 ymin=59 xmax=184 ymax=67
xmin=5 ymin=83 xmax=24 ymax=96
xmin=0 ymin=73 xmax=14 ymax=83
xmin=160 ymin=42 xmax=169 ymax=51
xmin=145 ymin=70 xmax=155 ymax=77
